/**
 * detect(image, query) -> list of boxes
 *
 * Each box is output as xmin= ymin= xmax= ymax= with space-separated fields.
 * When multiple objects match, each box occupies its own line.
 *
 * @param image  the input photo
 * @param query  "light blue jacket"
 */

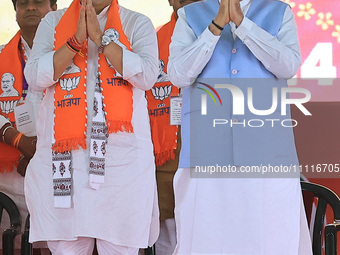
xmin=179 ymin=0 xmax=299 ymax=167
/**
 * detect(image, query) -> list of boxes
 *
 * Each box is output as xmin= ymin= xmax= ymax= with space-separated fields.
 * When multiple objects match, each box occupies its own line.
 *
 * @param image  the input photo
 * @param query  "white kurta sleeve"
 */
xmin=122 ymin=15 xmax=158 ymax=91
xmin=234 ymin=6 xmax=301 ymax=79
xmin=168 ymin=8 xmax=220 ymax=88
xmin=24 ymin=11 xmax=63 ymax=92
xmin=0 ymin=115 xmax=10 ymax=129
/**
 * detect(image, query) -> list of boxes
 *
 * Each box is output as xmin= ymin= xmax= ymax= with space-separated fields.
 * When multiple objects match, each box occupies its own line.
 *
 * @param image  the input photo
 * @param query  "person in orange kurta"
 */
xmin=146 ymin=1 xmax=200 ymax=254
xmin=0 ymin=0 xmax=56 ymax=254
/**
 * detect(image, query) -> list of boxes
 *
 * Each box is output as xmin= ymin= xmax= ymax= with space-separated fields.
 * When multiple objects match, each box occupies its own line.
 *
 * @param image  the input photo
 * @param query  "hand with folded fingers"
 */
xmin=210 ymin=0 xmax=244 ymax=35
xmin=210 ymin=0 xmax=230 ymax=35
xmin=229 ymin=0 xmax=244 ymax=27
xmin=75 ymin=0 xmax=87 ymax=45
xmin=86 ymin=0 xmax=103 ymax=47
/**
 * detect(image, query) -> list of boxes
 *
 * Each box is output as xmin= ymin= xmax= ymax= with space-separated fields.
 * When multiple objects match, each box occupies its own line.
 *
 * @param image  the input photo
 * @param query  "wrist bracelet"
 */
xmin=212 ymin=20 xmax=224 ymax=31
xmin=72 ymin=35 xmax=83 ymax=48
xmin=66 ymin=41 xmax=80 ymax=53
xmin=67 ymin=35 xmax=83 ymax=50
xmin=12 ymin=132 xmax=23 ymax=149
xmin=66 ymin=35 xmax=83 ymax=55
xmin=2 ymin=125 xmax=13 ymax=143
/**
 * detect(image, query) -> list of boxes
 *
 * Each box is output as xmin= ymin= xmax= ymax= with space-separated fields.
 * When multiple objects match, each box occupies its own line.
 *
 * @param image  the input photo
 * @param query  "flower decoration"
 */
xmin=316 ymin=12 xmax=334 ymax=30
xmin=297 ymin=3 xmax=316 ymax=20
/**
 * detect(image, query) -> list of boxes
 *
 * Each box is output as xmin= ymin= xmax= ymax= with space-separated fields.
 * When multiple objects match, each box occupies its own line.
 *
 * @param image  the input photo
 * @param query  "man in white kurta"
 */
xmin=24 ymin=0 xmax=159 ymax=254
xmin=168 ymin=0 xmax=313 ymax=254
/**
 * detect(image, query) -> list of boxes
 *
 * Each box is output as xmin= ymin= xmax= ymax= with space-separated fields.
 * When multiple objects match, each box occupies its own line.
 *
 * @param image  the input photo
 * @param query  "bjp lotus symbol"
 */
xmin=0 ymin=100 xmax=19 ymax=119
xmin=151 ymin=85 xmax=172 ymax=107
xmin=60 ymin=76 xmax=80 ymax=98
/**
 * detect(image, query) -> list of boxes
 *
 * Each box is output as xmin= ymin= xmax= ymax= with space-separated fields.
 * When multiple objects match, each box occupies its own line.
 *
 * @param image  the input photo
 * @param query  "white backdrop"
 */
xmin=0 ymin=0 xmax=172 ymax=45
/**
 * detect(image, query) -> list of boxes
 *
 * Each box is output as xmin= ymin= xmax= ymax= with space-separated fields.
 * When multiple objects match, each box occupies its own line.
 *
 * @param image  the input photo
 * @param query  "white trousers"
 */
xmin=155 ymin=219 xmax=176 ymax=255
xmin=173 ymin=167 xmax=313 ymax=255
xmin=47 ymin=237 xmax=139 ymax=255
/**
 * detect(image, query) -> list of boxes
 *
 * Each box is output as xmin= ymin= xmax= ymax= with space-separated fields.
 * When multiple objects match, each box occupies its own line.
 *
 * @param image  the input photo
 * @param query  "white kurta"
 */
xmin=168 ymin=1 xmax=312 ymax=255
xmin=24 ymin=5 xmax=159 ymax=248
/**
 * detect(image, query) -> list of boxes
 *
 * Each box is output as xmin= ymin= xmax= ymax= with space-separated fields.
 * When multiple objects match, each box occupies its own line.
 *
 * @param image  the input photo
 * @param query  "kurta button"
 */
xmin=232 ymin=48 xmax=237 ymax=54
xmin=232 ymin=69 xmax=238 ymax=75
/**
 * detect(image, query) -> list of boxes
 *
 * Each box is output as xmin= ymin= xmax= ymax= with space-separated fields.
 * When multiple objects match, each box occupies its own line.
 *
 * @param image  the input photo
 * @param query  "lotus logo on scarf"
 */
xmin=60 ymin=76 xmax=80 ymax=99
xmin=0 ymin=100 xmax=19 ymax=119
xmin=151 ymin=85 xmax=172 ymax=108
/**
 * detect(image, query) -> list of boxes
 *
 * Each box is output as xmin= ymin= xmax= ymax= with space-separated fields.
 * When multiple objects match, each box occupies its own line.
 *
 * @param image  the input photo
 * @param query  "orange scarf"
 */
xmin=53 ymin=0 xmax=133 ymax=153
xmin=146 ymin=13 xmax=179 ymax=166
xmin=0 ymin=32 xmax=25 ymax=173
